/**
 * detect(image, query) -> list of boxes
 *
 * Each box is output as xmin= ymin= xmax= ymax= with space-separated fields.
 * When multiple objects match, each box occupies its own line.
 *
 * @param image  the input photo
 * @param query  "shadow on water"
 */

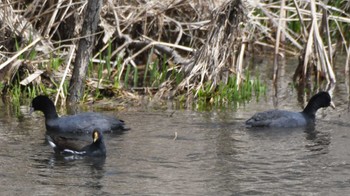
xmin=31 ymin=150 xmax=108 ymax=195
xmin=303 ymin=125 xmax=331 ymax=153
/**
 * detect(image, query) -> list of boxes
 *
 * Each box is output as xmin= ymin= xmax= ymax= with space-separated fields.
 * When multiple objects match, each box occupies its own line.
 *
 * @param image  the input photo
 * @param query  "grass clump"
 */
xmin=196 ymin=71 xmax=266 ymax=110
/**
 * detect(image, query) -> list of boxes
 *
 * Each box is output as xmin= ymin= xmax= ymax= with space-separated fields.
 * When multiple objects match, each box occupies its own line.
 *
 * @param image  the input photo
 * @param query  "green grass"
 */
xmin=4 ymin=38 xmax=62 ymax=106
xmin=195 ymin=71 xmax=267 ymax=111
xmin=4 ymin=44 xmax=266 ymax=112
xmin=124 ymin=64 xmax=131 ymax=88
xmin=4 ymin=37 xmax=266 ymax=111
xmin=50 ymin=55 xmax=63 ymax=71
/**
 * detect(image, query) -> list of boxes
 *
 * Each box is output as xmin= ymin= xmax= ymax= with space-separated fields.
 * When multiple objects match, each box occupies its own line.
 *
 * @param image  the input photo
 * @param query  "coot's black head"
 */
xmin=302 ymin=91 xmax=334 ymax=117
xmin=31 ymin=95 xmax=58 ymax=119
xmin=88 ymin=129 xmax=106 ymax=157
xmin=92 ymin=129 xmax=103 ymax=143
xmin=310 ymin=91 xmax=333 ymax=107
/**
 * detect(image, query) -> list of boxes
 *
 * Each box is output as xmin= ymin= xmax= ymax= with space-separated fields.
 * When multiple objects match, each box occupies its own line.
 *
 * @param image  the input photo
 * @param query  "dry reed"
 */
xmin=0 ymin=0 xmax=349 ymax=101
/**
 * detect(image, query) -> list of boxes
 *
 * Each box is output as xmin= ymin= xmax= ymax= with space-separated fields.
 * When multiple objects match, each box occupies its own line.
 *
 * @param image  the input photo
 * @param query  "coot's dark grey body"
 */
xmin=31 ymin=95 xmax=127 ymax=133
xmin=245 ymin=91 xmax=333 ymax=128
xmin=46 ymin=112 xmax=126 ymax=133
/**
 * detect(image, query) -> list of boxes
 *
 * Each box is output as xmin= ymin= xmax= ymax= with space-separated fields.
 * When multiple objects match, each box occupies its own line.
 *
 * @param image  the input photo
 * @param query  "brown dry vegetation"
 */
xmin=0 ymin=0 xmax=350 ymax=105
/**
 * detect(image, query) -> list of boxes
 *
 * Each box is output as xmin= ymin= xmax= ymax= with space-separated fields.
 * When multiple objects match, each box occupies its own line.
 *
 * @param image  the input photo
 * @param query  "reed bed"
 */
xmin=0 ymin=0 xmax=349 ymax=107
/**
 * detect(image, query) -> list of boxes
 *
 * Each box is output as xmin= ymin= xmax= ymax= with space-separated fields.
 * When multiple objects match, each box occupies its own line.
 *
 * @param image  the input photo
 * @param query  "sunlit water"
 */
xmin=1 ymin=58 xmax=350 ymax=195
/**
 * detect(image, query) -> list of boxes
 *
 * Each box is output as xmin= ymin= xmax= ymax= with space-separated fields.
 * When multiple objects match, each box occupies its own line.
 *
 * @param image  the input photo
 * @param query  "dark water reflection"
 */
xmin=1 ymin=58 xmax=350 ymax=195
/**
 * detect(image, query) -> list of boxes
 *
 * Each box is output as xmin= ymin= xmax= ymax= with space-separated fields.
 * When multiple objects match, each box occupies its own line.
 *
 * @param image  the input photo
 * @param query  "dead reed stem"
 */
xmin=273 ymin=0 xmax=286 ymax=83
xmin=1 ymin=0 xmax=349 ymax=101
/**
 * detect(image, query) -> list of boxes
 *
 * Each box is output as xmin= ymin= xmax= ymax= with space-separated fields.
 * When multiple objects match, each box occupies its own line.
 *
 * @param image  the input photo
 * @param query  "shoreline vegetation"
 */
xmin=0 ymin=0 xmax=349 ymax=110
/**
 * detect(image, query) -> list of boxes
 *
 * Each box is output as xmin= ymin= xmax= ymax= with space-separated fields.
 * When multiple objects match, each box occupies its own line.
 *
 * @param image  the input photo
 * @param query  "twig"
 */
xmin=292 ymin=0 xmax=308 ymax=38
xmin=0 ymin=37 xmax=41 ymax=71
xmin=310 ymin=0 xmax=336 ymax=83
xmin=346 ymin=44 xmax=350 ymax=73
xmin=55 ymin=45 xmax=75 ymax=105
xmin=257 ymin=2 xmax=303 ymax=49
xmin=273 ymin=0 xmax=286 ymax=83
xmin=49 ymin=0 xmax=74 ymax=40
xmin=173 ymin=132 xmax=177 ymax=140
xmin=19 ymin=69 xmax=44 ymax=86
xmin=236 ymin=35 xmax=247 ymax=87
xmin=44 ymin=0 xmax=63 ymax=38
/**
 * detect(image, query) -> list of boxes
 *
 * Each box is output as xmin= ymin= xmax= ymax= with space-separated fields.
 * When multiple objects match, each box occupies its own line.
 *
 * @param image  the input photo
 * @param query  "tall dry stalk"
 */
xmin=252 ymin=0 xmax=349 ymax=85
xmin=178 ymin=0 xmax=247 ymax=94
xmin=273 ymin=0 xmax=286 ymax=83
xmin=1 ymin=0 xmax=350 ymax=101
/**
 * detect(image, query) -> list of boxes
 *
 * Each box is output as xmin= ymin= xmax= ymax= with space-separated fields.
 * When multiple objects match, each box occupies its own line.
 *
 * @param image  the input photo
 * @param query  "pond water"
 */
xmin=1 ymin=58 xmax=350 ymax=195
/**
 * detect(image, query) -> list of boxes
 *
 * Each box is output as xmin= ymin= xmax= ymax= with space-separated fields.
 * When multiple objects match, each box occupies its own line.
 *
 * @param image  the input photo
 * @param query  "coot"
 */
xmin=31 ymin=95 xmax=127 ymax=133
xmin=245 ymin=91 xmax=334 ymax=128
xmin=47 ymin=129 xmax=106 ymax=157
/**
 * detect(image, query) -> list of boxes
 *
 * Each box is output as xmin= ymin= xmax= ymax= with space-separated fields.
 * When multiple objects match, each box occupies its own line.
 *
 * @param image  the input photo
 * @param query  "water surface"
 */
xmin=1 ymin=57 xmax=350 ymax=195
xmin=0 ymin=96 xmax=349 ymax=195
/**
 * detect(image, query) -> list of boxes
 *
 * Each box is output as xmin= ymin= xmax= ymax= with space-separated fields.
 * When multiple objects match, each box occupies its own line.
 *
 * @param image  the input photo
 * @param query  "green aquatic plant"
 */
xmin=115 ymin=54 xmax=184 ymax=90
xmin=50 ymin=55 xmax=63 ymax=71
xmin=3 ymin=36 xmax=57 ymax=106
xmin=124 ymin=64 xmax=131 ymax=88
xmin=88 ymin=60 xmax=93 ymax=77
xmin=106 ymin=40 xmax=112 ymax=77
xmin=195 ymin=71 xmax=266 ymax=110
xmin=133 ymin=65 xmax=138 ymax=87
